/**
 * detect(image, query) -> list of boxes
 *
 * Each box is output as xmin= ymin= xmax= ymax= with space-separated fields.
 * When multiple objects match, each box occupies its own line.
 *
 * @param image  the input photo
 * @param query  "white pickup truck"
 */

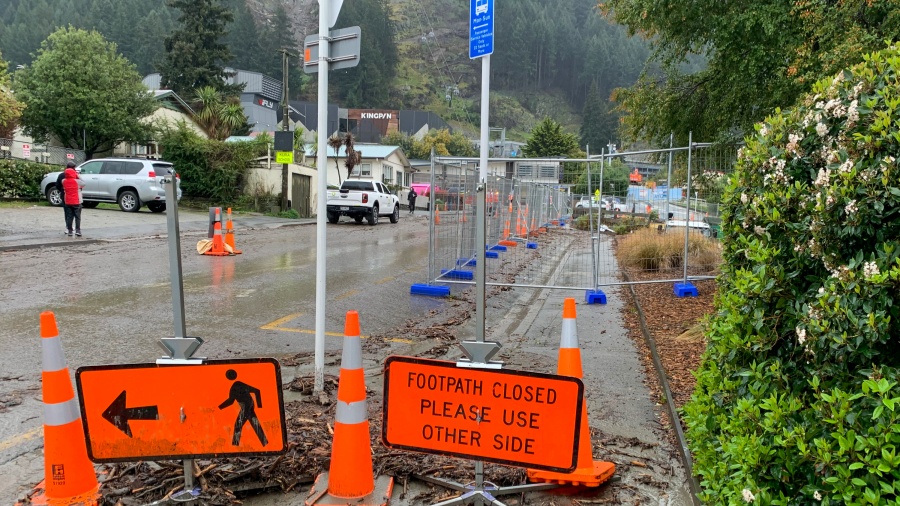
xmin=326 ymin=180 xmax=401 ymax=225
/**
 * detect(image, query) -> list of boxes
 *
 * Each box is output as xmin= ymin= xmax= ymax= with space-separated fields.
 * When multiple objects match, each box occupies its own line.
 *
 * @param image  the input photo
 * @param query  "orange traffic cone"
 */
xmin=224 ymin=208 xmax=242 ymax=255
xmin=30 ymin=312 xmax=99 ymax=506
xmin=204 ymin=219 xmax=230 ymax=256
xmin=306 ymin=311 xmax=393 ymax=506
xmin=527 ymin=299 xmax=615 ymax=487
xmin=434 ymin=207 xmax=441 ymax=225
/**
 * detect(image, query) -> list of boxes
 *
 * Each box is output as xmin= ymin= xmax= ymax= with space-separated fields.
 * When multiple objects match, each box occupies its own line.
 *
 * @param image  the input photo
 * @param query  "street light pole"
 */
xmin=279 ymin=48 xmax=295 ymax=212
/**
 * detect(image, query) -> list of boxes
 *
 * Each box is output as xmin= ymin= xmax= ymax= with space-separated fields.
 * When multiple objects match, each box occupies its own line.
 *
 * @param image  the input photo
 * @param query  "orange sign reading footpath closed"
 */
xmin=382 ymin=356 xmax=584 ymax=472
xmin=76 ymin=358 xmax=286 ymax=462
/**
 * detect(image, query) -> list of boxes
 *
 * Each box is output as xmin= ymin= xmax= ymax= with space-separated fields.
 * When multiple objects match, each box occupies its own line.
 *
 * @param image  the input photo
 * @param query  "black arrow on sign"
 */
xmin=102 ymin=390 xmax=159 ymax=438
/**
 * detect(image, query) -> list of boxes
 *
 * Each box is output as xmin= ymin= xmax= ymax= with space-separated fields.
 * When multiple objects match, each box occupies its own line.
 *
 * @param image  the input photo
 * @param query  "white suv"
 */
xmin=40 ymin=158 xmax=181 ymax=213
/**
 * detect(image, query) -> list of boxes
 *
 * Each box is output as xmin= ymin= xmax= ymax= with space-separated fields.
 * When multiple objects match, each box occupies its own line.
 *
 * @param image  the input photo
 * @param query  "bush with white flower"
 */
xmin=683 ymin=43 xmax=900 ymax=504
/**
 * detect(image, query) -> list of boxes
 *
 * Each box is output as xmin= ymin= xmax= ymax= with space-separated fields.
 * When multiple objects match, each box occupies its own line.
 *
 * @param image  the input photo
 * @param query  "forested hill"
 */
xmin=0 ymin=0 xmax=652 ymax=141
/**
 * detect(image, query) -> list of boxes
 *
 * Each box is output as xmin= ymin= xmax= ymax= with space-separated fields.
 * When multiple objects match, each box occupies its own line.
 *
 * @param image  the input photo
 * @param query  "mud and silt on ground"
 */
xmin=16 ymin=229 xmax=706 ymax=505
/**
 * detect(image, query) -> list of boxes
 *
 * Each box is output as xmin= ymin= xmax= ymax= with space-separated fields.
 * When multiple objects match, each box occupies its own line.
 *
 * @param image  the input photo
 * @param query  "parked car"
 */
xmin=665 ymin=219 xmax=712 ymax=237
xmin=575 ymin=197 xmax=600 ymax=209
xmin=602 ymin=197 xmax=628 ymax=212
xmin=40 ymin=158 xmax=181 ymax=213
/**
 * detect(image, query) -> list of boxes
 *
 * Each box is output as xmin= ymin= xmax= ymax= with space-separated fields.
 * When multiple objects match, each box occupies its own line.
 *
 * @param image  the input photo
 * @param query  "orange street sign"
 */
xmin=76 ymin=358 xmax=286 ymax=463
xmin=382 ymin=356 xmax=584 ymax=472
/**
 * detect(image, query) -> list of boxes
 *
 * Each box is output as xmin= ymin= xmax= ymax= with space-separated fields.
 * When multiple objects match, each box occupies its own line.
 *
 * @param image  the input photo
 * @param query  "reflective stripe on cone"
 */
xmin=31 ymin=312 xmax=99 ymax=506
xmin=526 ymin=298 xmax=615 ymax=487
xmin=306 ymin=311 xmax=393 ymax=505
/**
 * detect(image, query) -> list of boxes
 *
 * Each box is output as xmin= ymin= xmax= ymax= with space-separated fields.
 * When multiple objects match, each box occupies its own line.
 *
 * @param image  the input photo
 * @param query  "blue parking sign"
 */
xmin=469 ymin=0 xmax=494 ymax=59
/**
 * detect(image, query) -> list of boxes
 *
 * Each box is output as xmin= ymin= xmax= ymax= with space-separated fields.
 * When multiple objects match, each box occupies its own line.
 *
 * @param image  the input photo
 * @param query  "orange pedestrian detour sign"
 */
xmin=382 ymin=356 xmax=584 ymax=472
xmin=76 ymin=358 xmax=286 ymax=462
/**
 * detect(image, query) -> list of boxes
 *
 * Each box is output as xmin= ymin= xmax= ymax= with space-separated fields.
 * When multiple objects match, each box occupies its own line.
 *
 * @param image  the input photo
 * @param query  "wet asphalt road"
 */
xmin=0 ymin=204 xmax=693 ymax=505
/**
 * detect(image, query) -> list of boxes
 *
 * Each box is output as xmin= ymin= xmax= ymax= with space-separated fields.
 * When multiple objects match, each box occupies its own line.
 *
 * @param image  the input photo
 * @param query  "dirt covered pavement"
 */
xmin=14 ymin=227 xmax=709 ymax=506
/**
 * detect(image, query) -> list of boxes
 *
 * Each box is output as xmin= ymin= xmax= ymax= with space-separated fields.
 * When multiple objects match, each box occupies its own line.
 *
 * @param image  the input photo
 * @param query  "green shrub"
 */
xmin=683 ymin=44 xmax=900 ymax=504
xmin=0 ymin=159 xmax=55 ymax=199
xmin=277 ymin=208 xmax=299 ymax=219
xmin=158 ymin=124 xmax=267 ymax=203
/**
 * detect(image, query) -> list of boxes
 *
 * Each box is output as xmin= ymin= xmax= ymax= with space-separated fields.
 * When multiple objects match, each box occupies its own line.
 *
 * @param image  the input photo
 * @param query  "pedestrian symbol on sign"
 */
xmin=219 ymin=369 xmax=269 ymax=447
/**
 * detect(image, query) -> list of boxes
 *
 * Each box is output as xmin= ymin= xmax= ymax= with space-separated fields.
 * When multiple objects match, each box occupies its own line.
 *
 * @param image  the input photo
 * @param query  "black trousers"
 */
xmin=64 ymin=205 xmax=82 ymax=232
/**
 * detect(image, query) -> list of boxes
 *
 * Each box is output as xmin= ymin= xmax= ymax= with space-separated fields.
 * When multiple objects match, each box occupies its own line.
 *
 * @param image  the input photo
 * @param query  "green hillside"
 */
xmin=0 ymin=0 xmax=651 ymax=143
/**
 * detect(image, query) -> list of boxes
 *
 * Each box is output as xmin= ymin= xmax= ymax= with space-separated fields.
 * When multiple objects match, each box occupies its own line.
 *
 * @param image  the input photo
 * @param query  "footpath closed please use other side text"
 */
xmin=382 ymin=356 xmax=584 ymax=472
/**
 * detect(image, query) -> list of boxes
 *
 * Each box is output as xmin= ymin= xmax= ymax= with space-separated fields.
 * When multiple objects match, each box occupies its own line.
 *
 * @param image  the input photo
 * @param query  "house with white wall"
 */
xmin=304 ymin=143 xmax=412 ymax=189
xmin=114 ymin=90 xmax=207 ymax=158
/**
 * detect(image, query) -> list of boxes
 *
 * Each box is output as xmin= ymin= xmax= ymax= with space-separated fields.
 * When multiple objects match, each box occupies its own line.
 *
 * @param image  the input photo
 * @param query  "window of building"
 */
xmin=539 ymin=164 xmax=558 ymax=178
xmin=351 ymin=163 xmax=372 ymax=177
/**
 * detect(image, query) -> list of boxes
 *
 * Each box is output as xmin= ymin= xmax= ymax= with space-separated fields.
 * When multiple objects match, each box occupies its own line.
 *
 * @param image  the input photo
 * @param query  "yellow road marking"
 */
xmin=335 ymin=289 xmax=360 ymax=300
xmin=374 ymin=277 xmax=394 ymax=285
xmin=261 ymin=312 xmax=413 ymax=343
xmin=260 ymin=312 xmax=304 ymax=330
xmin=0 ymin=427 xmax=42 ymax=452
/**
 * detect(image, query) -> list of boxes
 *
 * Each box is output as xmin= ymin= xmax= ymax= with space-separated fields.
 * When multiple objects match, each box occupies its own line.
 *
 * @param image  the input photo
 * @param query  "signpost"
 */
xmin=76 ymin=359 xmax=286 ymax=462
xmin=275 ymin=151 xmax=294 ymax=164
xmin=382 ymin=356 xmax=584 ymax=473
xmin=303 ymin=26 xmax=361 ymax=74
xmin=469 ymin=0 xmax=494 ymax=59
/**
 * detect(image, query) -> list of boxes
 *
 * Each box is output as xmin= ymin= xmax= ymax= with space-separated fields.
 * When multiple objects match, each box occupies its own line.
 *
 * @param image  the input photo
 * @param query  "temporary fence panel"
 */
xmin=420 ymin=144 xmax=738 ymax=296
xmin=0 ymin=137 xmax=86 ymax=166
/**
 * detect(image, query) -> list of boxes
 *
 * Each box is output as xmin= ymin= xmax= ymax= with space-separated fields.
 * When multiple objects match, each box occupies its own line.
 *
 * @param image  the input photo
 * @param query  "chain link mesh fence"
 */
xmin=417 ymin=144 xmax=738 ymax=297
xmin=0 ymin=137 xmax=86 ymax=166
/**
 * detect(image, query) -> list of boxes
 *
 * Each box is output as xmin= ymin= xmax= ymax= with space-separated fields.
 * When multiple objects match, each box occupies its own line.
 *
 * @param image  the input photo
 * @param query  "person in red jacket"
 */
xmin=62 ymin=163 xmax=85 ymax=236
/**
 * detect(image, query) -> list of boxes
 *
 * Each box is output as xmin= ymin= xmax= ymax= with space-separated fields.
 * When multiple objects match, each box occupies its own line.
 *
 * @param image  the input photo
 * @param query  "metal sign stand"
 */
xmin=416 ymin=3 xmax=560 ymax=501
xmin=159 ymin=176 xmax=205 ymax=504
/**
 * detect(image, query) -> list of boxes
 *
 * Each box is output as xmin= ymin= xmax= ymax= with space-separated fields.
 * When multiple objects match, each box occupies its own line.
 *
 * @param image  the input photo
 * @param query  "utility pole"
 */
xmin=280 ymin=48 xmax=293 ymax=212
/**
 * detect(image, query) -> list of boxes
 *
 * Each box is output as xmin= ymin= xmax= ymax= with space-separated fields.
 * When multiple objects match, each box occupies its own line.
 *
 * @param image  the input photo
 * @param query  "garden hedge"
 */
xmin=0 ymin=159 xmax=55 ymax=199
xmin=683 ymin=44 xmax=900 ymax=504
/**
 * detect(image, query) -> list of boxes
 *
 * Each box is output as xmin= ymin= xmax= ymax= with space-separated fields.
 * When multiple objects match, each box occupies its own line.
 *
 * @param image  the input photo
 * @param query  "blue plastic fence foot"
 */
xmin=485 ymin=251 xmax=499 ymax=259
xmin=673 ymin=282 xmax=699 ymax=297
xmin=441 ymin=269 xmax=475 ymax=280
xmin=411 ymin=284 xmax=451 ymax=297
xmin=457 ymin=258 xmax=476 ymax=267
xmin=585 ymin=289 xmax=607 ymax=304
xmin=526 ymin=242 xmax=538 ymax=249
xmin=489 ymin=244 xmax=507 ymax=252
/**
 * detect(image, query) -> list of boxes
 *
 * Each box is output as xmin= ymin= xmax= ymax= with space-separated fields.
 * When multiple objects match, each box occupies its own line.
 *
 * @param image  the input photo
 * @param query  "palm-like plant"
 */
xmin=191 ymin=86 xmax=248 ymax=141
xmin=328 ymin=134 xmax=344 ymax=184
xmin=343 ymin=132 xmax=360 ymax=180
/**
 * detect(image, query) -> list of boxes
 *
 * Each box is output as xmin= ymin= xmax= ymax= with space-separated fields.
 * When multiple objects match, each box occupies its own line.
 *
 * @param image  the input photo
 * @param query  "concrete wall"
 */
xmin=248 ymin=162 xmax=319 ymax=217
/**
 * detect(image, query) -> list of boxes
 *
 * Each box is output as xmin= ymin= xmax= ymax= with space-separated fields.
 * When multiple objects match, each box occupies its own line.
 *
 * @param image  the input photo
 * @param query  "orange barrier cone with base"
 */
xmin=30 ymin=311 xmax=99 ymax=506
xmin=203 ymin=217 xmax=231 ymax=256
xmin=224 ymin=208 xmax=242 ymax=254
xmin=527 ymin=299 xmax=615 ymax=487
xmin=306 ymin=311 xmax=393 ymax=506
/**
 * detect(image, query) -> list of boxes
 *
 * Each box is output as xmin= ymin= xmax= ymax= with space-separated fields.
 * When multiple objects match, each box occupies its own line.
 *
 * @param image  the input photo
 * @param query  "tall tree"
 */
xmin=522 ymin=118 xmax=581 ymax=158
xmin=331 ymin=0 xmax=398 ymax=108
xmin=0 ymin=50 xmax=25 ymax=138
xmin=224 ymin=0 xmax=262 ymax=73
xmin=158 ymin=0 xmax=234 ymax=96
xmin=257 ymin=5 xmax=307 ymax=98
xmin=580 ymin=82 xmax=619 ymax=152
xmin=602 ymin=0 xmax=900 ymax=145
xmin=14 ymin=27 xmax=156 ymax=158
